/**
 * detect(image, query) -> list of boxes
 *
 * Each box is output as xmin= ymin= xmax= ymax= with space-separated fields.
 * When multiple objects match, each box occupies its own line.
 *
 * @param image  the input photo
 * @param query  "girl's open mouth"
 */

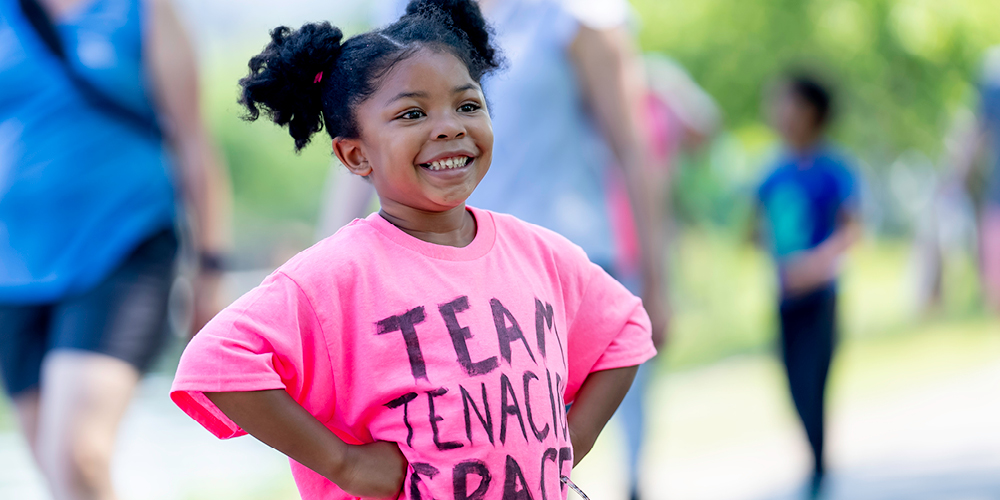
xmin=420 ymin=156 xmax=473 ymax=171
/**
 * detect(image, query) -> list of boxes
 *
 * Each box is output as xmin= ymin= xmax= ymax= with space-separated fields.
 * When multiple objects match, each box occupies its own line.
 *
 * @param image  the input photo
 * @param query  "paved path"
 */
xmin=573 ymin=358 xmax=1000 ymax=500
xmin=2 ymin=336 xmax=998 ymax=500
xmin=0 ymin=373 xmax=298 ymax=500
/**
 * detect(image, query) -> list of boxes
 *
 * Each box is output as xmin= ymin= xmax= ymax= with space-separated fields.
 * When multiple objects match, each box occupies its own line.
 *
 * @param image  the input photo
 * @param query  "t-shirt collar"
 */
xmin=366 ymin=206 xmax=496 ymax=261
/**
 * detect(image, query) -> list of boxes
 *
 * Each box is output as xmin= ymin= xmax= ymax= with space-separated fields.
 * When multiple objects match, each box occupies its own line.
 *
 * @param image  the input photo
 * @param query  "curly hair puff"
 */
xmin=238 ymin=0 xmax=503 ymax=152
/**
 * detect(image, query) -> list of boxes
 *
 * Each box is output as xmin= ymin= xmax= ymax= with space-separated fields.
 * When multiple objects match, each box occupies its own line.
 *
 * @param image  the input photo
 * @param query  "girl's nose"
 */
xmin=433 ymin=113 xmax=466 ymax=139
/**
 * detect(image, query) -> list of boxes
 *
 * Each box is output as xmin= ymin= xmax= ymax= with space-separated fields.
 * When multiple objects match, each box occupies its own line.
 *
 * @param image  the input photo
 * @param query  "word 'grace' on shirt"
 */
xmin=171 ymin=207 xmax=655 ymax=500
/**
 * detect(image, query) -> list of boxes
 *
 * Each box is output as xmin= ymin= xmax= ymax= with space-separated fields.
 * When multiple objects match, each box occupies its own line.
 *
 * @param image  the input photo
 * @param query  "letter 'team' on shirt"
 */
xmin=170 ymin=207 xmax=655 ymax=500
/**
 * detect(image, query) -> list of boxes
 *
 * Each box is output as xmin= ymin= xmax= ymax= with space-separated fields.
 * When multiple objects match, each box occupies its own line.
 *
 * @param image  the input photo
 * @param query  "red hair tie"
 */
xmin=314 ymin=71 xmax=324 ymax=84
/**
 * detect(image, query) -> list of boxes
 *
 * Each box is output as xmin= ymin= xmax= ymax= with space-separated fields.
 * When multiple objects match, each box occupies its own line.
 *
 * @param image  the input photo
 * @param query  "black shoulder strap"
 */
xmin=18 ymin=0 xmax=162 ymax=140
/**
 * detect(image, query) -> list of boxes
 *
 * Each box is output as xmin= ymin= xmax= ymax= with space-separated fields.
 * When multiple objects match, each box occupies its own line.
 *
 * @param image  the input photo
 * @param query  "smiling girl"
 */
xmin=170 ymin=1 xmax=654 ymax=499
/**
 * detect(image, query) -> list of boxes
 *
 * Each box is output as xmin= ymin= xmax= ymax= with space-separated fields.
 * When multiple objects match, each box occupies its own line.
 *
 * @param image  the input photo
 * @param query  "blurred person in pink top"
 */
xmin=931 ymin=47 xmax=1000 ymax=311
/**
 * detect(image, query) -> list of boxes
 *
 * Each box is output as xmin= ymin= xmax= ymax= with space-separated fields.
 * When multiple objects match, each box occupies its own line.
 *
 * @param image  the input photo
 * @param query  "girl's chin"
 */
xmin=385 ymin=196 xmax=472 ymax=215
xmin=421 ymin=182 xmax=482 ymax=208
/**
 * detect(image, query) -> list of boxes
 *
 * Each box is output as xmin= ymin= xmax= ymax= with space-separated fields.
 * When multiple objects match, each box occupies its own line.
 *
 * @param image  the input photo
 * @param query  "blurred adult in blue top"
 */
xmin=754 ymin=73 xmax=861 ymax=497
xmin=0 ymin=0 xmax=230 ymax=497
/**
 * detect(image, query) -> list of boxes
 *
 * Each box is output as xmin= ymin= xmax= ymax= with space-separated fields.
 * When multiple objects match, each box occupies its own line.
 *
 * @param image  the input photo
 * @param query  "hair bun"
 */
xmin=404 ymin=0 xmax=499 ymax=70
xmin=239 ymin=22 xmax=344 ymax=151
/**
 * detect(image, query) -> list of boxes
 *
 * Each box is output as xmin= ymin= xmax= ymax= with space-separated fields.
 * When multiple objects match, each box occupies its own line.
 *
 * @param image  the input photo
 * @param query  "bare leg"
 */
xmin=36 ymin=350 xmax=140 ymax=500
xmin=13 ymin=390 xmax=42 ymax=466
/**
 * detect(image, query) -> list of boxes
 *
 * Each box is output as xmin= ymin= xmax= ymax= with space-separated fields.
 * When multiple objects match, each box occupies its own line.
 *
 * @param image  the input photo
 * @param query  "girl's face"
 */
xmin=335 ymin=48 xmax=493 ymax=214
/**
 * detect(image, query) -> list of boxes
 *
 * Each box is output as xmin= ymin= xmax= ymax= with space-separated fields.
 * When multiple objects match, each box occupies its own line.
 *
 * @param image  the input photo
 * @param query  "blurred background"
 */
xmin=2 ymin=0 xmax=1000 ymax=499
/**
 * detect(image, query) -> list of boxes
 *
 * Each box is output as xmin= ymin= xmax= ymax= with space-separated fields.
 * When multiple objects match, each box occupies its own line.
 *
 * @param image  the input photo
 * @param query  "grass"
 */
xmin=661 ymin=228 xmax=994 ymax=373
xmin=830 ymin=315 xmax=1000 ymax=405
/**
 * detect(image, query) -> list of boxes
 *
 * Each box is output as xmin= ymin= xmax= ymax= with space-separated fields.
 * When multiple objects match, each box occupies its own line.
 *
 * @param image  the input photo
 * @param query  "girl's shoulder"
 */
xmin=485 ymin=208 xmax=592 ymax=267
xmin=272 ymin=216 xmax=388 ymax=285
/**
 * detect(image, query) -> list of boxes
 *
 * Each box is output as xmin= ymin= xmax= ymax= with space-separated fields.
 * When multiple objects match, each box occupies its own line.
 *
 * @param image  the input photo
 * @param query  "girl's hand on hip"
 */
xmin=338 ymin=440 xmax=408 ymax=499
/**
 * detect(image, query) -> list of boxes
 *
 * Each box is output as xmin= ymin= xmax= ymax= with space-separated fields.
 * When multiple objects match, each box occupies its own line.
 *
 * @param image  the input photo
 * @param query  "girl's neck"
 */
xmin=378 ymin=202 xmax=477 ymax=248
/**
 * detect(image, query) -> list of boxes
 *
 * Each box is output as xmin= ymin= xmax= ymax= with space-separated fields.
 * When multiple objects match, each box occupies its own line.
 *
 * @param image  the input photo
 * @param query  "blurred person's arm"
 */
xmin=146 ymin=0 xmax=233 ymax=331
xmin=314 ymin=165 xmax=377 ymax=241
xmin=568 ymin=25 xmax=668 ymax=345
xmin=782 ymin=211 xmax=862 ymax=296
xmin=943 ymin=116 xmax=987 ymax=192
xmin=205 ymin=390 xmax=407 ymax=498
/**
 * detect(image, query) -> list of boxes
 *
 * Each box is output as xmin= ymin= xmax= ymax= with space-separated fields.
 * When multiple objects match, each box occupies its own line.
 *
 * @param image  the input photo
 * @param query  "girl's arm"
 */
xmin=146 ymin=0 xmax=233 ymax=331
xmin=565 ymin=365 xmax=639 ymax=466
xmin=205 ymin=390 xmax=407 ymax=498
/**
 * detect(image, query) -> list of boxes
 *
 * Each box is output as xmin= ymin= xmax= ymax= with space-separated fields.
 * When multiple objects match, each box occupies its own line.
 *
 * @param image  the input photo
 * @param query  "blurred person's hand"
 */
xmin=149 ymin=0 xmax=233 ymax=331
xmin=781 ymin=247 xmax=840 ymax=296
xmin=191 ymin=270 xmax=223 ymax=334
xmin=782 ymin=216 xmax=861 ymax=296
xmin=643 ymin=281 xmax=669 ymax=348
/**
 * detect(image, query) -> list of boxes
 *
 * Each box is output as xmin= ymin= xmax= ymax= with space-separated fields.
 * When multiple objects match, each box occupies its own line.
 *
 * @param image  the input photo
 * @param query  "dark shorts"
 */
xmin=0 ymin=229 xmax=178 ymax=395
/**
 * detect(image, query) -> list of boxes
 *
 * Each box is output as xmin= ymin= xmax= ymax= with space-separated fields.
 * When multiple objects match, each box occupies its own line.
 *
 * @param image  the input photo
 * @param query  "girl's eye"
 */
xmin=459 ymin=102 xmax=482 ymax=113
xmin=399 ymin=109 xmax=425 ymax=120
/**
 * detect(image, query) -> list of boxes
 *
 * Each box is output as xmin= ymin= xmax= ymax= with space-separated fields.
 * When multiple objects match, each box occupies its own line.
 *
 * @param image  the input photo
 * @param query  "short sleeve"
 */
xmin=835 ymin=162 xmax=860 ymax=215
xmin=563 ymin=261 xmax=654 ymax=402
xmin=170 ymin=271 xmax=333 ymax=439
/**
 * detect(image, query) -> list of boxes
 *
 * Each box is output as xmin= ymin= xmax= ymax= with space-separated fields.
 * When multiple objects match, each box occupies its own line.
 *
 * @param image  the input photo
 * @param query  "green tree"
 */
xmin=634 ymin=0 xmax=1000 ymax=166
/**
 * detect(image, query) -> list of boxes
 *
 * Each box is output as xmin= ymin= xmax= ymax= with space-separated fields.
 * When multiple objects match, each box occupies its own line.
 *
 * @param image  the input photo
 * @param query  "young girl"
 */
xmin=170 ymin=1 xmax=655 ymax=499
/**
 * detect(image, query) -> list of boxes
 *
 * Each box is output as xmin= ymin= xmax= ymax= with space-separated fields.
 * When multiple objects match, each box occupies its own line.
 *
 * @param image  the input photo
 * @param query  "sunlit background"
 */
xmin=2 ymin=0 xmax=1000 ymax=499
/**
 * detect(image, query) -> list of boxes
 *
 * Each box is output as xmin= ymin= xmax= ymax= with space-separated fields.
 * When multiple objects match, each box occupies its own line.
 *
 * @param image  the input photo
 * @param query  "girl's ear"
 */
xmin=333 ymin=138 xmax=372 ymax=177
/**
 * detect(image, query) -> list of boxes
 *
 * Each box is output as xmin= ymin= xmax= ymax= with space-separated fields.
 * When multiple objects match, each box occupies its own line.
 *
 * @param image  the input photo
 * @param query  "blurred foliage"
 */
xmin=634 ymin=0 xmax=1000 ymax=163
xmin=662 ymin=230 xmax=989 ymax=370
xmin=203 ymin=59 xmax=333 ymax=219
xmin=196 ymin=0 xmax=1000 ymax=263
xmin=201 ymin=0 xmax=1000 ymax=241
xmin=637 ymin=0 xmax=1000 ymax=233
xmin=201 ymin=56 xmax=335 ymax=263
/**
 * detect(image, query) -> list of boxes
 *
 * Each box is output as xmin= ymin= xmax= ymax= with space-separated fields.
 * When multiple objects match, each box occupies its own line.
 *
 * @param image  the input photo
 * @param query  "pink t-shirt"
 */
xmin=171 ymin=207 xmax=654 ymax=500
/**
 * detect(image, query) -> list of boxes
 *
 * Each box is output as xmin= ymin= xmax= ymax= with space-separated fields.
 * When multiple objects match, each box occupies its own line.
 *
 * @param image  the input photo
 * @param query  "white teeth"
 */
xmin=426 ymin=156 xmax=468 ymax=170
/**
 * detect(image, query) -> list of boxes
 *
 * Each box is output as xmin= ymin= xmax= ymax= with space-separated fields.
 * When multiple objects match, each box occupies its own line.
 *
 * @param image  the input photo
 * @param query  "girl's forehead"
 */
xmin=372 ymin=48 xmax=479 ymax=103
